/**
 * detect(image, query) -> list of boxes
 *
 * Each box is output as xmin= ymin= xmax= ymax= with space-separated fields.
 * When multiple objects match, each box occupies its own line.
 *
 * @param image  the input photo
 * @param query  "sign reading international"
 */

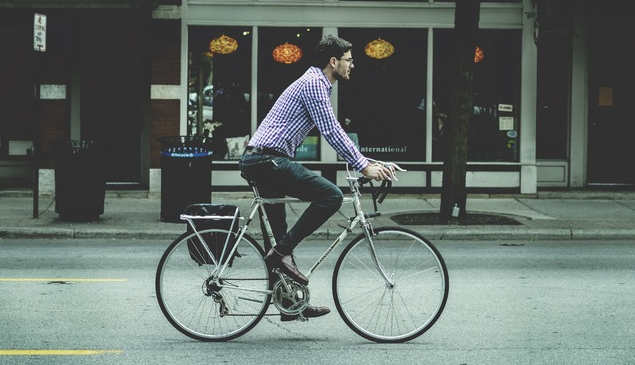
xmin=33 ymin=13 xmax=47 ymax=52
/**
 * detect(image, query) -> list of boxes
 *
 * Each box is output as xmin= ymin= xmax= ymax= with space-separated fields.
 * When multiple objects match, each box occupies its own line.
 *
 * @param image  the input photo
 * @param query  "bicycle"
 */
xmin=155 ymin=160 xmax=449 ymax=343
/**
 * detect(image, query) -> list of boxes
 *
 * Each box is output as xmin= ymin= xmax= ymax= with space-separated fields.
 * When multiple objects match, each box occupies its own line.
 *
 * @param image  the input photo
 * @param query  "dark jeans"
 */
xmin=239 ymin=152 xmax=343 ymax=255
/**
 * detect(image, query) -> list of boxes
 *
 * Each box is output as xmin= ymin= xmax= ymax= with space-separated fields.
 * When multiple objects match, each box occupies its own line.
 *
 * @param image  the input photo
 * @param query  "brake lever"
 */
xmin=377 ymin=180 xmax=391 ymax=204
xmin=383 ymin=162 xmax=407 ymax=182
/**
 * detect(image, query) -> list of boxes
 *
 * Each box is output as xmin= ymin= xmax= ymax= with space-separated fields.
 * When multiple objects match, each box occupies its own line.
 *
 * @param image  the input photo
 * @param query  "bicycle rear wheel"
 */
xmin=332 ymin=227 xmax=449 ymax=343
xmin=156 ymin=229 xmax=271 ymax=341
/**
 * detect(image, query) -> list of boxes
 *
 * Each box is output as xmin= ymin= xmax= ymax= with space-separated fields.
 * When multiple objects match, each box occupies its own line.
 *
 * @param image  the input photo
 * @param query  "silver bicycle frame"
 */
xmin=183 ymin=167 xmax=396 ymax=294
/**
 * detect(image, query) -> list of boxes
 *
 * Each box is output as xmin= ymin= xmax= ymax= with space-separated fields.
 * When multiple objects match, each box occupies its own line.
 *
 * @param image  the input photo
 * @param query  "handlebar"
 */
xmin=354 ymin=159 xmax=406 ymax=210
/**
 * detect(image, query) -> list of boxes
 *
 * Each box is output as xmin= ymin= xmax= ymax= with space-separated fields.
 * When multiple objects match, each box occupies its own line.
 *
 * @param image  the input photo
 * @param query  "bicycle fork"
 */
xmin=361 ymin=223 xmax=395 ymax=288
xmin=354 ymin=188 xmax=395 ymax=289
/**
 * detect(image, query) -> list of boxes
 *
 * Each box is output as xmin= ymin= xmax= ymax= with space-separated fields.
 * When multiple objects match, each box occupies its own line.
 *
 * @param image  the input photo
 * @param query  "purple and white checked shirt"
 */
xmin=249 ymin=67 xmax=369 ymax=172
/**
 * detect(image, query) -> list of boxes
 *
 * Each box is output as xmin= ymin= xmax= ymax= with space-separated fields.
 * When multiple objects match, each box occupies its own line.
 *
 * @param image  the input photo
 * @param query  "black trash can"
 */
xmin=159 ymin=136 xmax=213 ymax=223
xmin=54 ymin=140 xmax=106 ymax=221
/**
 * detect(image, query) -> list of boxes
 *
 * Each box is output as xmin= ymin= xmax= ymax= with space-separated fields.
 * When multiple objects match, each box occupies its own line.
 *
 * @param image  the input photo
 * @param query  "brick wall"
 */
xmin=151 ymin=100 xmax=180 ymax=168
xmin=39 ymin=101 xmax=69 ymax=164
xmin=152 ymin=19 xmax=181 ymax=84
xmin=150 ymin=19 xmax=181 ymax=169
xmin=0 ymin=9 xmax=70 ymax=167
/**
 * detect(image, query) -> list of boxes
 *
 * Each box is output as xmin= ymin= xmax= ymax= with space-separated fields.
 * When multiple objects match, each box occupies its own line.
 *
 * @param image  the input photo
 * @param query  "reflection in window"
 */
xmin=338 ymin=28 xmax=427 ymax=162
xmin=188 ymin=26 xmax=252 ymax=160
xmin=258 ymin=27 xmax=323 ymax=161
xmin=433 ymin=29 xmax=521 ymax=162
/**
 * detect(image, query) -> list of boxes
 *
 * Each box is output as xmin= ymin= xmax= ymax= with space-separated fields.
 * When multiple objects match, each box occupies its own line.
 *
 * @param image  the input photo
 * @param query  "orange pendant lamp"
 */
xmin=209 ymin=34 xmax=238 ymax=55
xmin=474 ymin=46 xmax=484 ymax=63
xmin=364 ymin=38 xmax=395 ymax=60
xmin=273 ymin=42 xmax=303 ymax=64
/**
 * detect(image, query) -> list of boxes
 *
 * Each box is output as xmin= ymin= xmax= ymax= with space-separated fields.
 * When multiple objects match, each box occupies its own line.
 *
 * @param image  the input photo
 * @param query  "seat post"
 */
xmin=249 ymin=182 xmax=262 ymax=199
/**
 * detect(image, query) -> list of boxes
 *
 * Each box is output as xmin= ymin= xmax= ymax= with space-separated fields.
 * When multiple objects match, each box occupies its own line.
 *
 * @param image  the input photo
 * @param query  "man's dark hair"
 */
xmin=312 ymin=35 xmax=353 ymax=68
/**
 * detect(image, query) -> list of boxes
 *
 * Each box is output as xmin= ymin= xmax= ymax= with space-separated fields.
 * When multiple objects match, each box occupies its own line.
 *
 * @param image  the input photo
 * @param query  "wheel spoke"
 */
xmin=397 ymin=266 xmax=439 ymax=281
xmin=334 ymin=228 xmax=448 ymax=343
xmin=341 ymin=282 xmax=388 ymax=306
xmin=156 ymin=229 xmax=270 ymax=341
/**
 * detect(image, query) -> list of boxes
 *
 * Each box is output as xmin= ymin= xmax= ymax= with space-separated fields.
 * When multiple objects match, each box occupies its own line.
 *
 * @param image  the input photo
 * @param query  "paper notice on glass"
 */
xmin=499 ymin=116 xmax=514 ymax=131
xmin=598 ymin=87 xmax=613 ymax=106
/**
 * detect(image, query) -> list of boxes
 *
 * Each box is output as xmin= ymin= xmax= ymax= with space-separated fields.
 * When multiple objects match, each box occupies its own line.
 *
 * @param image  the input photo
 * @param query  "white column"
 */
xmin=569 ymin=2 xmax=588 ymax=188
xmin=520 ymin=0 xmax=538 ymax=194
xmin=251 ymin=25 xmax=259 ymax=136
xmin=426 ymin=28 xmax=433 ymax=163
xmin=321 ymin=27 xmax=338 ymax=163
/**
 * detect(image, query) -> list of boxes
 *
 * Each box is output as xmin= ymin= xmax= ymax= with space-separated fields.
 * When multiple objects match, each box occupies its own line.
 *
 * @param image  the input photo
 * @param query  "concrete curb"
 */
xmin=571 ymin=229 xmax=635 ymax=240
xmin=3 ymin=226 xmax=635 ymax=240
xmin=1 ymin=227 xmax=74 ymax=239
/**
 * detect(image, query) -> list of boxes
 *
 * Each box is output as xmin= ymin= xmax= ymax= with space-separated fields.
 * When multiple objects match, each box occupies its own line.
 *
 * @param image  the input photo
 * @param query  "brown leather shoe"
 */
xmin=280 ymin=305 xmax=331 ymax=322
xmin=265 ymin=248 xmax=309 ymax=286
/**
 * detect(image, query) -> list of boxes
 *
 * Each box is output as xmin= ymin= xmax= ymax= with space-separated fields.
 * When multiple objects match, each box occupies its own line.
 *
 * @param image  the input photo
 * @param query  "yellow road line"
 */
xmin=0 ymin=350 xmax=123 ymax=355
xmin=0 ymin=278 xmax=127 ymax=282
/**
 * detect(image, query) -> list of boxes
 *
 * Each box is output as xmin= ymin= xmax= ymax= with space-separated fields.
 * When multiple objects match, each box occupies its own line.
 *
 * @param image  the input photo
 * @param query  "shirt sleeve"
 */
xmin=301 ymin=78 xmax=369 ymax=172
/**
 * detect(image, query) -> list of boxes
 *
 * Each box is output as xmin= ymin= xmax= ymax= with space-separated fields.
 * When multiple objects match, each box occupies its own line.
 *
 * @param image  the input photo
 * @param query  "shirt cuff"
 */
xmin=353 ymin=157 xmax=370 ymax=172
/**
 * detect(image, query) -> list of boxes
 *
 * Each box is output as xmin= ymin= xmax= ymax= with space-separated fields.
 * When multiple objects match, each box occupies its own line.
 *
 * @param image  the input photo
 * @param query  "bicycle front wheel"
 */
xmin=156 ymin=229 xmax=271 ymax=341
xmin=333 ymin=227 xmax=449 ymax=343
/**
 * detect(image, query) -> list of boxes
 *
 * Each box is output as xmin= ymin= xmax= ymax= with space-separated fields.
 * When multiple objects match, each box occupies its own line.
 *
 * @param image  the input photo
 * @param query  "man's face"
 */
xmin=334 ymin=50 xmax=354 ymax=81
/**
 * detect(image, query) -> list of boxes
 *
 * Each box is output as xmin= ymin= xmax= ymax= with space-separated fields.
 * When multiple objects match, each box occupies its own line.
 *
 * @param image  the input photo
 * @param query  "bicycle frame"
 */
xmin=180 ymin=167 xmax=395 ymax=296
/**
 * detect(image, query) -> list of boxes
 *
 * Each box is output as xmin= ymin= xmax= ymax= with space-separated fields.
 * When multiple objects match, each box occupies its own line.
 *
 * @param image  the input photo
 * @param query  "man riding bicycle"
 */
xmin=239 ymin=35 xmax=393 ymax=321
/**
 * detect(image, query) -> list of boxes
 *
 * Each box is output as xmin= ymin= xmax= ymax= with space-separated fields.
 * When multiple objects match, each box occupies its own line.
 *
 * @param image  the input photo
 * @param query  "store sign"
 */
xmin=498 ymin=104 xmax=513 ymax=112
xmin=33 ymin=13 xmax=47 ymax=52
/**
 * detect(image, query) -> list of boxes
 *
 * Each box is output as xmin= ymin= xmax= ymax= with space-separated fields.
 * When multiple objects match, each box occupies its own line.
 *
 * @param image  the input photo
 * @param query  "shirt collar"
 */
xmin=309 ymin=66 xmax=333 ymax=95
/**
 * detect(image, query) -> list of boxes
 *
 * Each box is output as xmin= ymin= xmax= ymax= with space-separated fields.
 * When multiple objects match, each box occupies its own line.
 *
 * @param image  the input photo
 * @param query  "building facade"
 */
xmin=0 ymin=0 xmax=631 ymax=194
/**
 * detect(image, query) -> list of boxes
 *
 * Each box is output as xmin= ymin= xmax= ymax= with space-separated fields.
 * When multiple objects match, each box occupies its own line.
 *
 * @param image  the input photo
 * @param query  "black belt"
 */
xmin=245 ymin=146 xmax=289 ymax=158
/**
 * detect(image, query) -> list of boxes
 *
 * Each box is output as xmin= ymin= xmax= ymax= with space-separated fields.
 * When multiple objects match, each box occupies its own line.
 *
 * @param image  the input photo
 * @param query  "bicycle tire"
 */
xmin=156 ymin=229 xmax=271 ymax=341
xmin=332 ymin=227 xmax=449 ymax=343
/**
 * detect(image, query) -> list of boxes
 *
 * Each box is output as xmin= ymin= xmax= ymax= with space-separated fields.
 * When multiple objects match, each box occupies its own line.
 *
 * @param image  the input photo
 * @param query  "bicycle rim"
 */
xmin=333 ymin=227 xmax=449 ymax=343
xmin=156 ymin=229 xmax=271 ymax=341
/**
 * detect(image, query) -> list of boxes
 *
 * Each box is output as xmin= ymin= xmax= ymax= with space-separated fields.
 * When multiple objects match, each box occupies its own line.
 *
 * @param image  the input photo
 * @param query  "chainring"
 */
xmin=271 ymin=279 xmax=310 ymax=315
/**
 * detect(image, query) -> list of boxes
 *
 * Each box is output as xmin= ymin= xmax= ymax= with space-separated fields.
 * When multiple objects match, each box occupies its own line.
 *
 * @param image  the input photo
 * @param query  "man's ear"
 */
xmin=329 ymin=56 xmax=337 ymax=68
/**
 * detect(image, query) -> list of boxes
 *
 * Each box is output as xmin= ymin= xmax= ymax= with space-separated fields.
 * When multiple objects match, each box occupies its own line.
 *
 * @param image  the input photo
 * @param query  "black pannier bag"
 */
xmin=183 ymin=204 xmax=241 ymax=266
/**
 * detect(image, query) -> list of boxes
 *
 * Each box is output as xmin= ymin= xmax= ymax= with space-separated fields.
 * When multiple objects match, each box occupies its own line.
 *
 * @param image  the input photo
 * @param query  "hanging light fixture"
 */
xmin=474 ymin=46 xmax=484 ymax=63
xmin=209 ymin=34 xmax=238 ymax=55
xmin=364 ymin=38 xmax=395 ymax=60
xmin=272 ymin=42 xmax=303 ymax=64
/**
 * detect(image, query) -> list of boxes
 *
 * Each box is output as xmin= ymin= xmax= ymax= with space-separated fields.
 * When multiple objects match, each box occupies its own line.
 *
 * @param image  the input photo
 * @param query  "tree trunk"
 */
xmin=439 ymin=0 xmax=480 ymax=224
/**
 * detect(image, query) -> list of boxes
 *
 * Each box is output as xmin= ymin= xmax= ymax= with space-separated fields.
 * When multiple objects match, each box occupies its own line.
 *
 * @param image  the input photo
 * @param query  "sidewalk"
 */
xmin=1 ymin=190 xmax=635 ymax=241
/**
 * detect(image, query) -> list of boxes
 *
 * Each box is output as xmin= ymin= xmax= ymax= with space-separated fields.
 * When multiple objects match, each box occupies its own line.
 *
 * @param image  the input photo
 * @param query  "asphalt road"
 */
xmin=1 ymin=238 xmax=634 ymax=365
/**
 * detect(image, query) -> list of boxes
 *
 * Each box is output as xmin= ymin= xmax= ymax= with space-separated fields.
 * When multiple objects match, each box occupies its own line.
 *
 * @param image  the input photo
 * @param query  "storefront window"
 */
xmin=536 ymin=33 xmax=570 ymax=159
xmin=433 ymin=29 xmax=521 ymax=162
xmin=188 ymin=26 xmax=252 ymax=160
xmin=338 ymin=28 xmax=427 ymax=162
xmin=258 ymin=27 xmax=323 ymax=161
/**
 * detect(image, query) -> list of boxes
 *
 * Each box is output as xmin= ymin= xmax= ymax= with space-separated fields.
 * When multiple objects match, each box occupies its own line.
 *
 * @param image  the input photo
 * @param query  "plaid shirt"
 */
xmin=249 ymin=67 xmax=369 ymax=172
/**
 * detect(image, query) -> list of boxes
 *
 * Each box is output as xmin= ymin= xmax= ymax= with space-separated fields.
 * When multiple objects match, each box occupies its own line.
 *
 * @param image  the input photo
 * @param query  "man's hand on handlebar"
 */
xmin=361 ymin=162 xmax=395 ymax=181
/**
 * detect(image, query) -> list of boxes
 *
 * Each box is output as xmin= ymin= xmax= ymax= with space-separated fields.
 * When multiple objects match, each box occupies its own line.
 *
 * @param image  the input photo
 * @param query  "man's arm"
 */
xmin=302 ymin=80 xmax=392 ymax=180
xmin=302 ymin=80 xmax=368 ymax=171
